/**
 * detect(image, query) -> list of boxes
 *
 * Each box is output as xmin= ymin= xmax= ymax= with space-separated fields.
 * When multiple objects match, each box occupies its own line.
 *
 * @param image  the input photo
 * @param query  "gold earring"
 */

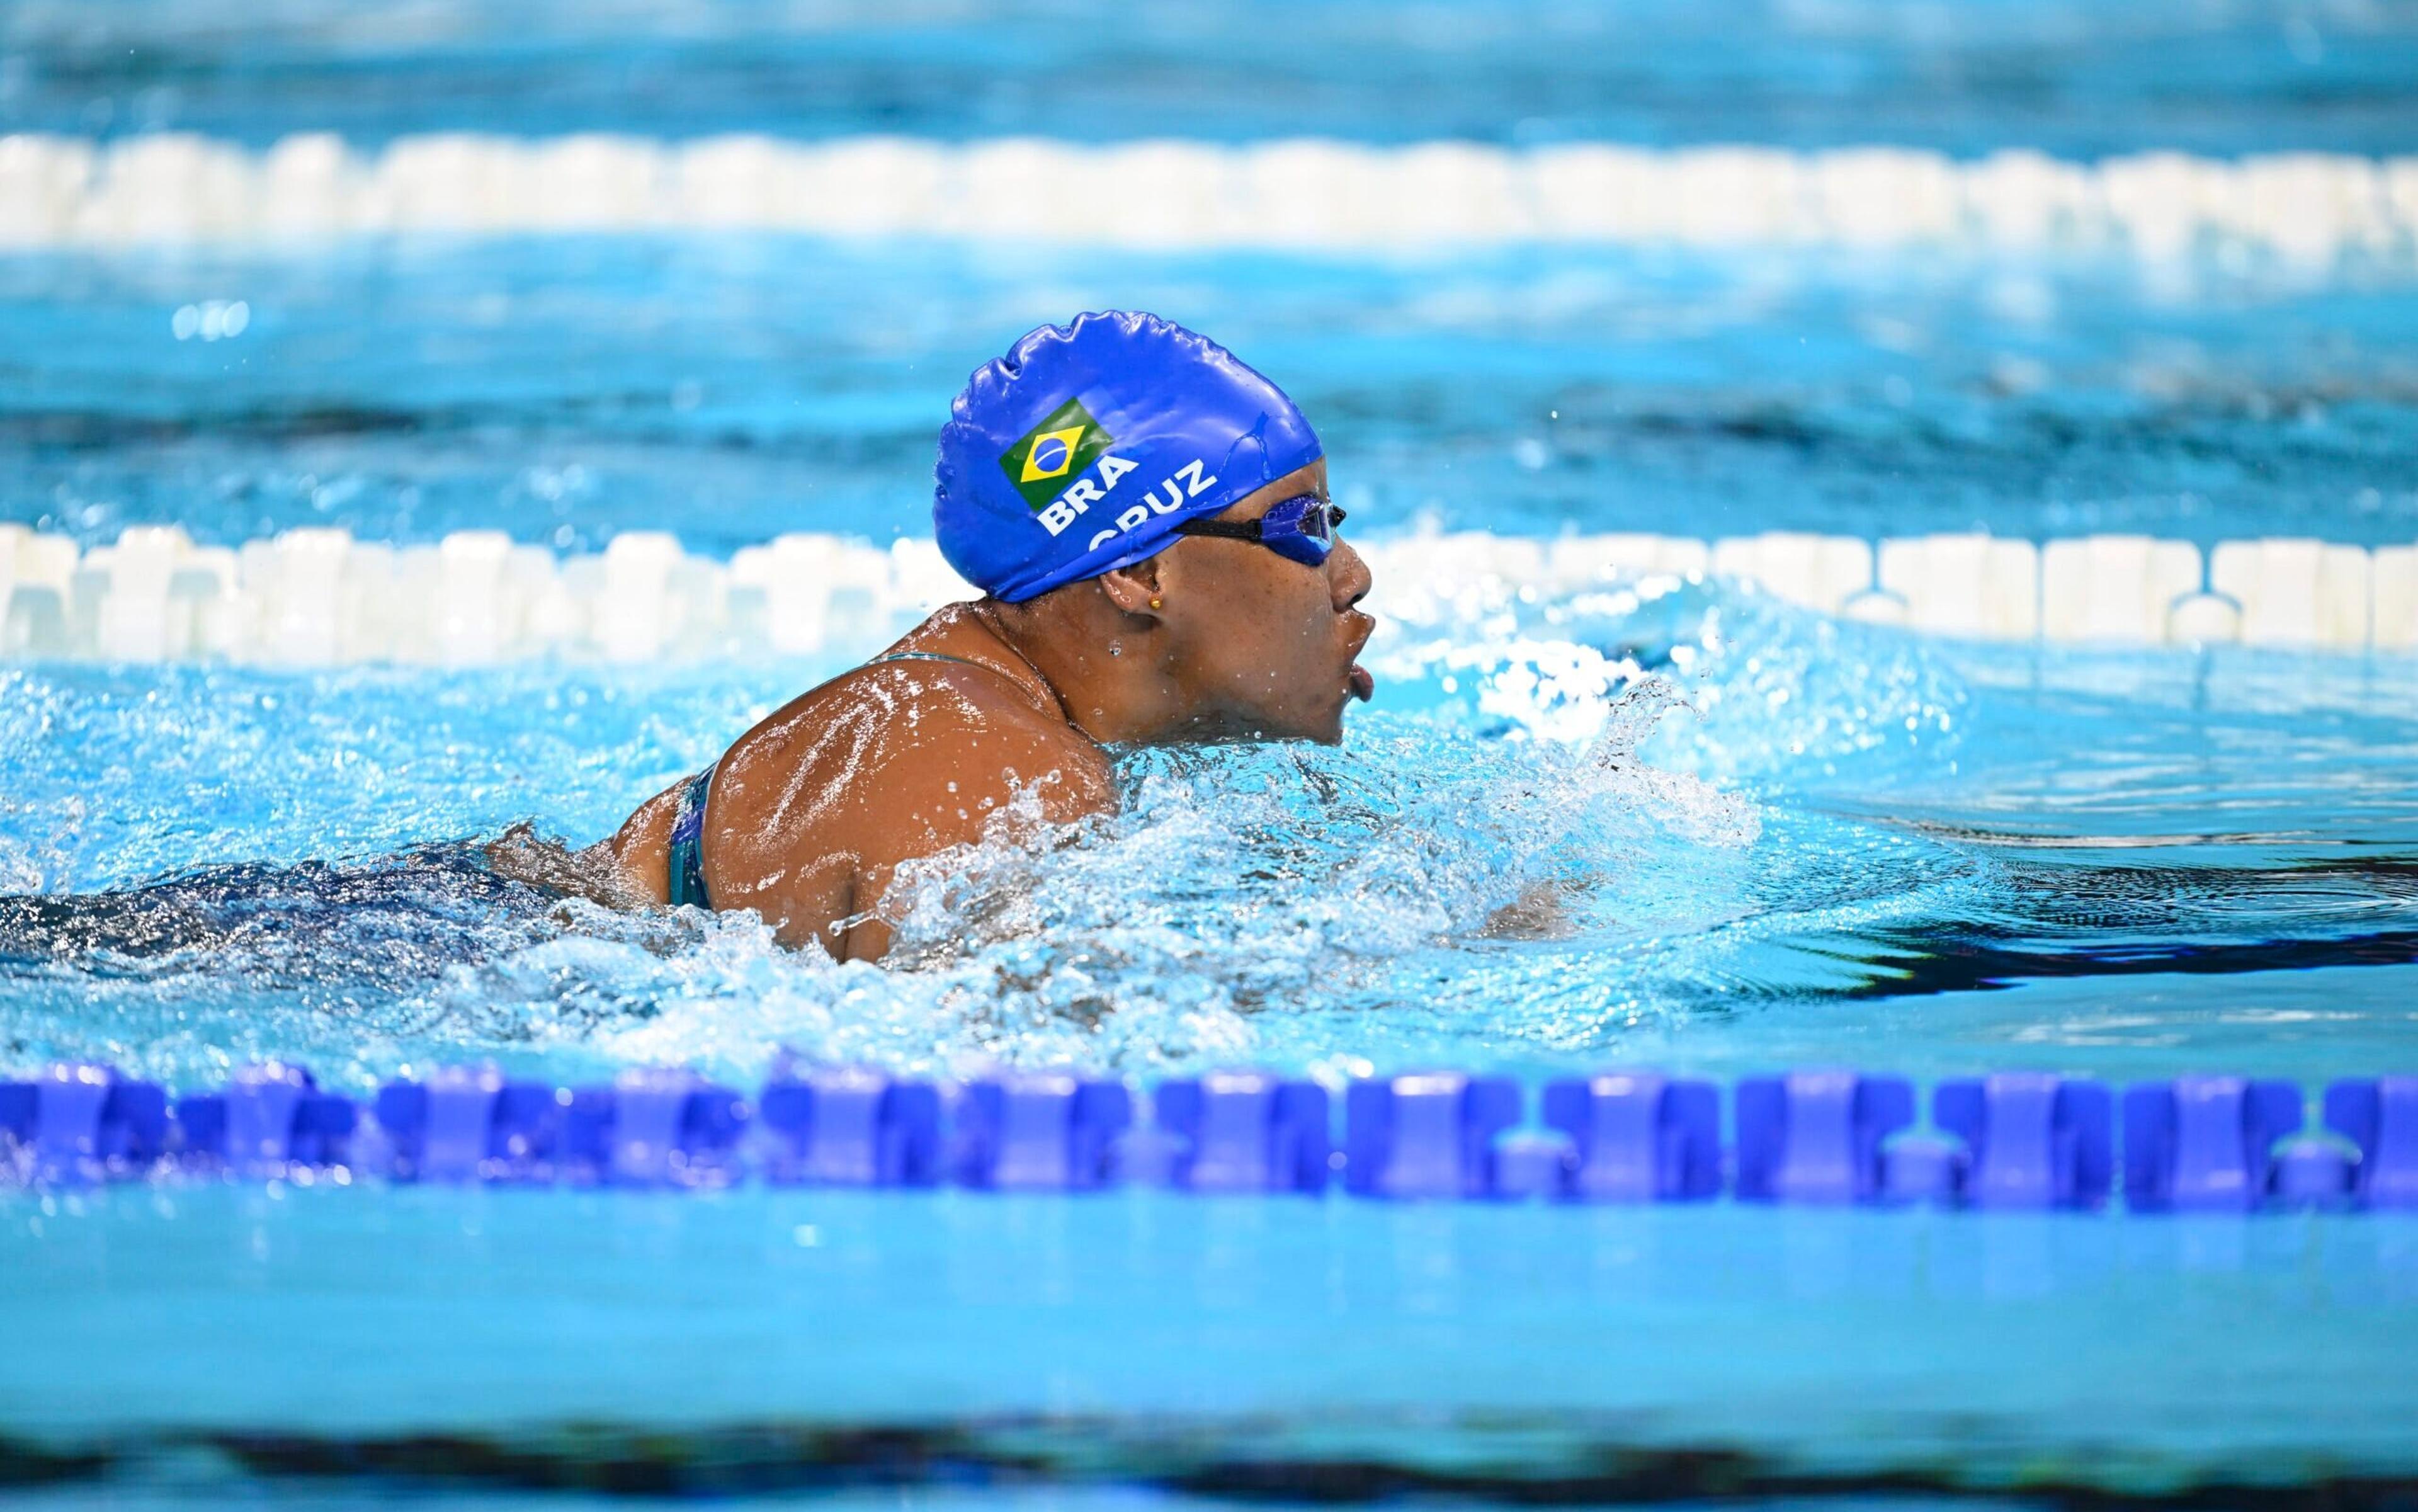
xmin=1149 ymin=596 xmax=1163 ymax=610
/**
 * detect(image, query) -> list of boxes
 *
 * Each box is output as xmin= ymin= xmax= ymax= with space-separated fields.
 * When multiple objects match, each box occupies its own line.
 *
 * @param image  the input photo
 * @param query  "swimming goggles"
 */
xmin=1171 ymin=494 xmax=1347 ymax=567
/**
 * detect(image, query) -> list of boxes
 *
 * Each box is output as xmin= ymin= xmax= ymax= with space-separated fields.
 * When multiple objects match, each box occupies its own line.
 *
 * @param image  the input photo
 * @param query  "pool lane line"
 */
xmin=3 ymin=133 xmax=2414 ymax=265
xmin=4 ymin=525 xmax=2416 ymax=662
xmin=9 ymin=1064 xmax=2412 ymax=1212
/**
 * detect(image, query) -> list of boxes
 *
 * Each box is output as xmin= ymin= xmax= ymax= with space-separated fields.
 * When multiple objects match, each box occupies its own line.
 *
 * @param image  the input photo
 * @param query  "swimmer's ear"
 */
xmin=1096 ymin=557 xmax=1166 ymax=622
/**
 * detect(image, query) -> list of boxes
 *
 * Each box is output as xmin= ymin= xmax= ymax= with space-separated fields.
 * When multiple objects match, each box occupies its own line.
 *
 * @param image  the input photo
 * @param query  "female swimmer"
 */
xmin=518 ymin=312 xmax=1375 ymax=961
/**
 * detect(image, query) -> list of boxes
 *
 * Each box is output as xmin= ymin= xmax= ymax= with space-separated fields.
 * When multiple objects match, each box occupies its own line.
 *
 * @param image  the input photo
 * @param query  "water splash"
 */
xmin=437 ymin=656 xmax=1782 ymax=1082
xmin=7 ymin=564 xmax=2412 ymax=1090
xmin=0 ymin=610 xmax=1788 ymax=1084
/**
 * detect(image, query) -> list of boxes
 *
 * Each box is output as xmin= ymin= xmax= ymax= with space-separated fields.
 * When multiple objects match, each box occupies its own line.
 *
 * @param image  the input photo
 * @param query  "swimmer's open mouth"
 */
xmin=1342 ymin=615 xmax=1376 ymax=704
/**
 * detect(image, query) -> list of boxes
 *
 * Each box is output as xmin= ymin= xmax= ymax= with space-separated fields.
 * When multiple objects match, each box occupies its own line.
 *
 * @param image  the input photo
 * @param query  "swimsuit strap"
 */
xmin=666 ymin=766 xmax=713 ymax=909
xmin=868 ymin=650 xmax=1000 ymax=671
xmin=868 ymin=646 xmax=1069 ymax=723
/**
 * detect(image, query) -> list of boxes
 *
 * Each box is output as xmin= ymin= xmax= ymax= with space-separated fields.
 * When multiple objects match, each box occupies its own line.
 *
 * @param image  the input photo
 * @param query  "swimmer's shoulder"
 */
xmin=713 ymin=632 xmax=1112 ymax=836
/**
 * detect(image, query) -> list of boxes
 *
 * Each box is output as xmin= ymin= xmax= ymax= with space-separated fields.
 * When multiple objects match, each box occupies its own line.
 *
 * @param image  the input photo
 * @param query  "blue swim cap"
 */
xmin=933 ymin=312 xmax=1322 ymax=603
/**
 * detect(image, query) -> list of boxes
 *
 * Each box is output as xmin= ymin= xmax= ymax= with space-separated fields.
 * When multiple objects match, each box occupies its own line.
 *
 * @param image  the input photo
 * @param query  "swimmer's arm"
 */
xmin=1480 ymin=880 xmax=1575 ymax=940
xmin=834 ymin=746 xmax=1113 ymax=962
xmin=587 ymin=777 xmax=686 ymax=907
xmin=830 ymin=716 xmax=1115 ymax=961
xmin=484 ymin=821 xmax=659 ymax=910
xmin=483 ymin=783 xmax=680 ymax=909
xmin=751 ymin=717 xmax=1115 ymax=961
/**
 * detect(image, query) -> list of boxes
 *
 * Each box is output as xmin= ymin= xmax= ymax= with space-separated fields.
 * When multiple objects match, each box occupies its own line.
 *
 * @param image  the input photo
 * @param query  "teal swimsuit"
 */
xmin=664 ymin=651 xmax=1002 ymax=910
xmin=665 ymin=767 xmax=716 ymax=909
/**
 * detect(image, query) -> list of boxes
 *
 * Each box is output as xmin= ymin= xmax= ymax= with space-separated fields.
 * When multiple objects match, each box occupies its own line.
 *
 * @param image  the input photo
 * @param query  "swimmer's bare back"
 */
xmin=587 ymin=605 xmax=1115 ymax=961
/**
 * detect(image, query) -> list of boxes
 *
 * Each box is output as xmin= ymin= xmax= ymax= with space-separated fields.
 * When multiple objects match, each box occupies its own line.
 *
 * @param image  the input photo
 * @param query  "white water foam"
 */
xmin=463 ymin=675 xmax=1767 ymax=1082
xmin=2 ymin=133 xmax=2415 ymax=266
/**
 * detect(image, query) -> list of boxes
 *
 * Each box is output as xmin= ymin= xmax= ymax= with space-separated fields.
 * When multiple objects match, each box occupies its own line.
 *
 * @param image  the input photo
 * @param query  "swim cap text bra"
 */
xmin=933 ymin=312 xmax=1323 ymax=603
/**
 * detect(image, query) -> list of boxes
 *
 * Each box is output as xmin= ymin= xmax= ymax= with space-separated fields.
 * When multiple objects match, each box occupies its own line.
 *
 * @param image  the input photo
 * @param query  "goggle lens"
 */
xmin=1264 ymin=496 xmax=1340 ymax=564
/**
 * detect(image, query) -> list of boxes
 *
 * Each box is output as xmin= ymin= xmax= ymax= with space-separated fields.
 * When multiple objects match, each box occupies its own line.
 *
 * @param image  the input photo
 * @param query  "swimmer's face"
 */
xmin=1152 ymin=459 xmax=1376 ymax=744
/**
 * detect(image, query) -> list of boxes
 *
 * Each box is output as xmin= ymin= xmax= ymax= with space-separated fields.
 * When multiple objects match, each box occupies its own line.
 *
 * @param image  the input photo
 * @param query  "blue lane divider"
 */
xmin=1345 ymin=1072 xmax=1521 ymax=1199
xmin=6 ymin=1063 xmax=2417 ymax=1213
xmin=758 ymin=1062 xmax=943 ymax=1187
xmin=2325 ymin=1077 xmax=2418 ymax=1208
xmin=171 ymin=1062 xmax=357 ymax=1178
xmin=1540 ymin=1073 xmax=1721 ymax=1202
xmin=954 ymin=1073 xmax=1131 ymax=1191
xmin=567 ymin=1069 xmax=751 ymax=1188
xmin=2123 ymin=1076 xmax=2305 ymax=1212
xmin=0 ymin=1064 xmax=169 ymax=1185
xmin=374 ymin=1066 xmax=564 ymax=1183
xmin=1933 ymin=1073 xmax=2115 ymax=1210
xmin=1151 ymin=1071 xmax=1329 ymax=1194
xmin=1735 ymin=1072 xmax=1915 ymax=1204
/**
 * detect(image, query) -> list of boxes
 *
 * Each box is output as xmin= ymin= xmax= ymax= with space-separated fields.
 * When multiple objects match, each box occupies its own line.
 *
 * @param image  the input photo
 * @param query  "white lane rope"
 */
xmin=3 ymin=522 xmax=2412 ymax=666
xmin=1 ymin=133 xmax=2414 ymax=264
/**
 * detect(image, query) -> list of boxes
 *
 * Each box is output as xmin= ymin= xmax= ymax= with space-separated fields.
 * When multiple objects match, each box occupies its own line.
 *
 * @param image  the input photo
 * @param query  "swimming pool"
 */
xmin=7 ymin=1 xmax=2418 ymax=1506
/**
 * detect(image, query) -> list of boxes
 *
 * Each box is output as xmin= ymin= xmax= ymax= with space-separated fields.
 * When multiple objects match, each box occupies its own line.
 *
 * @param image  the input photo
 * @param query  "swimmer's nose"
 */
xmin=1330 ymin=537 xmax=1373 ymax=613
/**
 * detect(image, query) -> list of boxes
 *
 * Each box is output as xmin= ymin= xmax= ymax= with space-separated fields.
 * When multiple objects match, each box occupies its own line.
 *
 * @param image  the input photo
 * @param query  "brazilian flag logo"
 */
xmin=999 ymin=397 xmax=1114 ymax=511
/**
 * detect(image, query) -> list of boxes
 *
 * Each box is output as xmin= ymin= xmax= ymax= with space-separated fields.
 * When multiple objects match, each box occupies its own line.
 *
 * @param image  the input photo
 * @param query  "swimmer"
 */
xmin=521 ymin=312 xmax=1374 ymax=961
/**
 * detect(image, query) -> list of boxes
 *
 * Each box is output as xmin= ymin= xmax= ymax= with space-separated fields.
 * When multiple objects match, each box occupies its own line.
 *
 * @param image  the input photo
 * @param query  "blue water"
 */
xmin=8 ymin=0 xmax=2418 ymax=1504
xmin=5 ymin=528 xmax=2416 ymax=1499
xmin=9 ymin=0 xmax=2418 ymax=156
xmin=10 ymin=239 xmax=2418 ymax=554
xmin=8 ymin=1188 xmax=2417 ymax=1501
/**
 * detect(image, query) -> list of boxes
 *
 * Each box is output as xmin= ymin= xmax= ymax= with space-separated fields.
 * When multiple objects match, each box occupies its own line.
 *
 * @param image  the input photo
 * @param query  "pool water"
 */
xmin=11 ymin=0 xmax=2418 ymax=156
xmin=6 ymin=237 xmax=2416 ymax=1503
xmin=8 ymin=0 xmax=2418 ymax=1504
xmin=11 ymin=237 xmax=2418 ymax=555
xmin=4 ymin=582 xmax=2418 ymax=1088
xmin=5 ymin=236 xmax=2416 ymax=1088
